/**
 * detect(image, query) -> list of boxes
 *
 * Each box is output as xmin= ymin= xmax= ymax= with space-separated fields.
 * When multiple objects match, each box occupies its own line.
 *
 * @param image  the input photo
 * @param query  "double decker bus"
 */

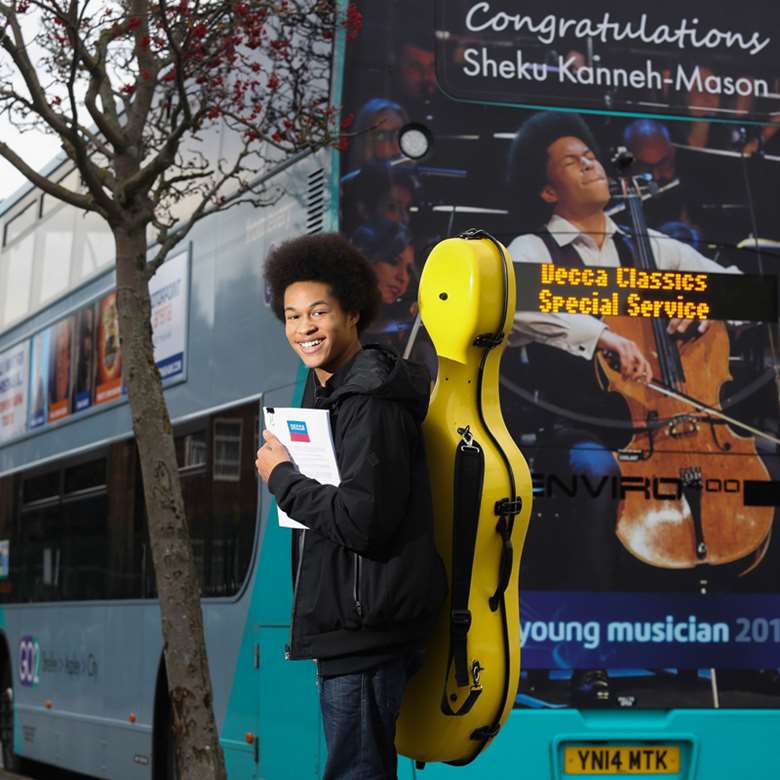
xmin=2 ymin=1 xmax=780 ymax=778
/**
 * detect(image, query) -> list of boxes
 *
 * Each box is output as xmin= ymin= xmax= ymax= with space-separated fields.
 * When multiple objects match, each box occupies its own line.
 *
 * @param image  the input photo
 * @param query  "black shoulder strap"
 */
xmin=440 ymin=426 xmax=484 ymax=717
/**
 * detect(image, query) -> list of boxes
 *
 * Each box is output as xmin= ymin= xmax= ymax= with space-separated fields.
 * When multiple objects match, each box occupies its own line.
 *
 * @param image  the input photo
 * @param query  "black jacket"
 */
xmin=268 ymin=345 xmax=447 ymax=661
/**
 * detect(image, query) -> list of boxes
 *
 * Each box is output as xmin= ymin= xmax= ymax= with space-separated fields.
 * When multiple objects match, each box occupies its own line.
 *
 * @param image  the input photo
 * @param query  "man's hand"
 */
xmin=597 ymin=329 xmax=653 ymax=383
xmin=667 ymin=318 xmax=711 ymax=337
xmin=255 ymin=430 xmax=292 ymax=483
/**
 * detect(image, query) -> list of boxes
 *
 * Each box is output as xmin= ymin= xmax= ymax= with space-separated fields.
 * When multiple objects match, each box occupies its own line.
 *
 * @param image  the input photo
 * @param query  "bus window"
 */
xmin=2 ymin=233 xmax=34 ymax=326
xmin=177 ymin=430 xmax=208 ymax=471
xmin=0 ymin=476 xmax=13 ymax=597
xmin=60 ymin=493 xmax=109 ymax=601
xmin=200 ymin=412 xmax=254 ymax=596
xmin=1 ymin=402 xmax=258 ymax=605
xmin=11 ymin=457 xmax=110 ymax=602
xmin=75 ymin=210 xmax=114 ymax=279
xmin=38 ymin=204 xmax=77 ymax=305
xmin=2 ymin=201 xmax=37 ymax=247
xmin=21 ymin=470 xmax=60 ymax=504
xmin=108 ymin=439 xmax=147 ymax=599
xmin=18 ymin=499 xmax=63 ymax=603
xmin=61 ymin=457 xmax=110 ymax=600
xmin=209 ymin=414 xmax=255 ymax=596
xmin=145 ymin=404 xmax=259 ymax=599
xmin=64 ymin=457 xmax=106 ymax=494
xmin=213 ymin=419 xmax=243 ymax=482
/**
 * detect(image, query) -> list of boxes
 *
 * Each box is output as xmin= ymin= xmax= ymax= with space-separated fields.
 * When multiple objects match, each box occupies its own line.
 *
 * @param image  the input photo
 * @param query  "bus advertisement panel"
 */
xmin=47 ymin=315 xmax=74 ymax=424
xmin=95 ymin=290 xmax=122 ymax=405
xmin=0 ymin=341 xmax=28 ymax=444
xmin=150 ymin=250 xmax=188 ymax=382
xmin=0 ymin=252 xmax=189 ymax=445
xmin=28 ymin=330 xmax=49 ymax=429
xmin=72 ymin=304 xmax=97 ymax=413
xmin=340 ymin=1 xmax=780 ymax=710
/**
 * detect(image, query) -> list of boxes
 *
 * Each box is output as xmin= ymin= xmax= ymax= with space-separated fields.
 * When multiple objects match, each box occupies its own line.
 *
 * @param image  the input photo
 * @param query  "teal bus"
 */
xmin=1 ymin=1 xmax=780 ymax=777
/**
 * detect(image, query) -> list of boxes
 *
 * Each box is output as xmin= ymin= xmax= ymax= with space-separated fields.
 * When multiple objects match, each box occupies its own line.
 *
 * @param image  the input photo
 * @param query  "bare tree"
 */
xmin=0 ymin=1 xmax=361 ymax=777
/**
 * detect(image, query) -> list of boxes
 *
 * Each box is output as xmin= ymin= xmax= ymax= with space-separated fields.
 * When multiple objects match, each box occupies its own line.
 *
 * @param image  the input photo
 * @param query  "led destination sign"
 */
xmin=515 ymin=264 xmax=778 ymax=322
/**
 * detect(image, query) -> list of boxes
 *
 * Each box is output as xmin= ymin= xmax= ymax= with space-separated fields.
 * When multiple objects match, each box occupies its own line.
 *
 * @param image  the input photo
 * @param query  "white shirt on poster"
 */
xmin=507 ymin=214 xmax=739 ymax=360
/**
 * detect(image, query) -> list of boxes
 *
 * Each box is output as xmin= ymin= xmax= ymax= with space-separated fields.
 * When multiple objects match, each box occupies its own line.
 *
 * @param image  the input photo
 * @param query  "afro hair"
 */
xmin=507 ymin=111 xmax=601 ymax=230
xmin=263 ymin=233 xmax=381 ymax=334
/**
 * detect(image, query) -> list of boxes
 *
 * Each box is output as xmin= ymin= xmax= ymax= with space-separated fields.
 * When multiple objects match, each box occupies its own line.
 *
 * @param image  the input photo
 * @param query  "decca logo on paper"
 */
xmin=18 ymin=636 xmax=41 ymax=688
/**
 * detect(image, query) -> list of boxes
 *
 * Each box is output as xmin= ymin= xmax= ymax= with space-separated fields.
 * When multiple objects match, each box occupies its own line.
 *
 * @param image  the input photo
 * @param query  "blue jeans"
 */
xmin=318 ymin=651 xmax=421 ymax=780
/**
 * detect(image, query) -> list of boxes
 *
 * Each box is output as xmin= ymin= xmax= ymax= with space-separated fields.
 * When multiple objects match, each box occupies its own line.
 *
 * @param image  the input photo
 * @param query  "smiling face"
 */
xmin=283 ymin=281 xmax=361 ymax=384
xmin=374 ymin=245 xmax=414 ymax=304
xmin=541 ymin=135 xmax=610 ymax=217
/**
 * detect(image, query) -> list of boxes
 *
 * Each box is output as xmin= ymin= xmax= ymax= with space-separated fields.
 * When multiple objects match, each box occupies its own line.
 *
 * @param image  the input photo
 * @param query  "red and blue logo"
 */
xmin=288 ymin=420 xmax=310 ymax=442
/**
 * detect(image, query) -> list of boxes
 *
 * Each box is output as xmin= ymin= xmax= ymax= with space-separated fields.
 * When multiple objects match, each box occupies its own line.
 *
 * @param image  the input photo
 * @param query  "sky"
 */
xmin=0 ymin=117 xmax=63 ymax=206
xmin=0 ymin=10 xmax=69 ymax=207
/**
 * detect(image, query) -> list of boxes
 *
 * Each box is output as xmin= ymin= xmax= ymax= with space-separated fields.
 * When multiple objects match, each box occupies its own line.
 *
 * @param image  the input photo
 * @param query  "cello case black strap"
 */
xmin=450 ymin=427 xmax=484 ymax=686
xmin=489 ymin=499 xmax=521 ymax=612
xmin=441 ymin=681 xmax=482 ymax=717
xmin=440 ymin=426 xmax=485 ymax=716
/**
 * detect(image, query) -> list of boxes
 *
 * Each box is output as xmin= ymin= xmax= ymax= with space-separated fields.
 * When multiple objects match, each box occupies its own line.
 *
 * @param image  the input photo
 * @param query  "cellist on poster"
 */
xmin=504 ymin=110 xmax=778 ymax=703
xmin=506 ymin=111 xmax=739 ymax=382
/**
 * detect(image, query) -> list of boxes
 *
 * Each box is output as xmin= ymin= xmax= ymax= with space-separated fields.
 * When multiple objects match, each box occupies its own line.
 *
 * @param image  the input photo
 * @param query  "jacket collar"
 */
xmin=546 ymin=213 xmax=623 ymax=247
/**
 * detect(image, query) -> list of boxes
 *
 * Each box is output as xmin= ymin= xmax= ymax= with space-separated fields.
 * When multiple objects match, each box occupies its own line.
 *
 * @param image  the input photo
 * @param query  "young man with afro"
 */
xmin=256 ymin=232 xmax=447 ymax=779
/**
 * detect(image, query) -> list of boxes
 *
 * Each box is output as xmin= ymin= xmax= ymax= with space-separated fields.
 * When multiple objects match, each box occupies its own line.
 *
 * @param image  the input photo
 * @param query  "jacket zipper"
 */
xmin=285 ymin=530 xmax=307 ymax=659
xmin=353 ymin=553 xmax=363 ymax=618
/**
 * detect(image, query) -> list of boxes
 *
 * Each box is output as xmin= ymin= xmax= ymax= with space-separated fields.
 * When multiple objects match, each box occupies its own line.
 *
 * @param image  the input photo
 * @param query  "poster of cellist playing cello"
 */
xmin=504 ymin=108 xmax=780 ymax=708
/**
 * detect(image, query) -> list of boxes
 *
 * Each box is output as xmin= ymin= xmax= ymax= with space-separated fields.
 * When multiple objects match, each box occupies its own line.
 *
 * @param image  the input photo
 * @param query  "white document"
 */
xmin=263 ymin=407 xmax=341 ymax=529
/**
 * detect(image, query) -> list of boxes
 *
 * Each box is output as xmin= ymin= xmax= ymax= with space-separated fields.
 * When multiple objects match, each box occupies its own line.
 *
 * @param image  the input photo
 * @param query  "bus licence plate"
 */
xmin=564 ymin=746 xmax=680 ymax=775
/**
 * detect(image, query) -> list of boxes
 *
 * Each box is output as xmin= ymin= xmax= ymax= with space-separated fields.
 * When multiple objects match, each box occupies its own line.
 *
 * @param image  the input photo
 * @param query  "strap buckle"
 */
xmin=450 ymin=609 xmax=472 ymax=635
xmin=473 ymin=332 xmax=504 ymax=348
xmin=457 ymin=426 xmax=479 ymax=452
xmin=471 ymin=659 xmax=484 ymax=688
xmin=495 ymin=497 xmax=523 ymax=517
xmin=471 ymin=724 xmax=501 ymax=741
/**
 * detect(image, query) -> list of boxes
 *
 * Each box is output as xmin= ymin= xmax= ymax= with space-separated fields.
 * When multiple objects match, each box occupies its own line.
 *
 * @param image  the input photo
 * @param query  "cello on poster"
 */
xmin=597 ymin=156 xmax=774 ymax=573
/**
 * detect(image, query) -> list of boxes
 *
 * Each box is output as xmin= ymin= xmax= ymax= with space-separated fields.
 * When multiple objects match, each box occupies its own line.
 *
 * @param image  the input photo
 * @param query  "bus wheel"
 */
xmin=0 ymin=661 xmax=21 ymax=772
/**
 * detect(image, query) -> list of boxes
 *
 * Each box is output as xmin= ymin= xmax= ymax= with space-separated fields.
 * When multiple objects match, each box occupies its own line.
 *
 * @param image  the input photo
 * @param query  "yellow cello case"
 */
xmin=396 ymin=230 xmax=533 ymax=766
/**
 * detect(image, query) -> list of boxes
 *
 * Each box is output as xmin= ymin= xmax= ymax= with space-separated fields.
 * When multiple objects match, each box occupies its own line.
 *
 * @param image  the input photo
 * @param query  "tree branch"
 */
xmin=0 ymin=139 xmax=94 ymax=211
xmin=0 ymin=11 xmax=75 ymax=142
xmin=81 ymin=28 xmax=127 ymax=149
xmin=123 ymin=0 xmax=160 ymax=145
xmin=156 ymin=0 xmax=193 ymax=128
xmin=123 ymin=104 xmax=208 ymax=200
xmin=147 ymin=143 xmax=313 ymax=276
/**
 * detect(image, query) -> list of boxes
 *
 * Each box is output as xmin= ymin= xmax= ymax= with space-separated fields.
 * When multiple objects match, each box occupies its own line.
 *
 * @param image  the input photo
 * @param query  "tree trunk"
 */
xmin=114 ymin=226 xmax=228 ymax=780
